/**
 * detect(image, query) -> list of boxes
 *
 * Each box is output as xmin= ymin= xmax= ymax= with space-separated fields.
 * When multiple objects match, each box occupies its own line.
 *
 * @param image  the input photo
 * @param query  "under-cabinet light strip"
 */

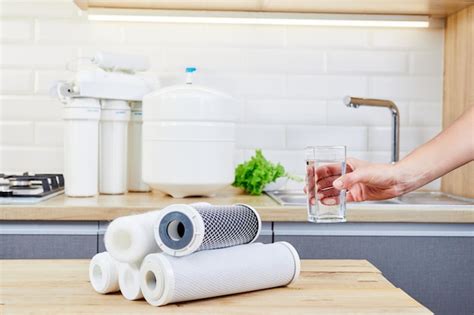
xmin=88 ymin=9 xmax=430 ymax=28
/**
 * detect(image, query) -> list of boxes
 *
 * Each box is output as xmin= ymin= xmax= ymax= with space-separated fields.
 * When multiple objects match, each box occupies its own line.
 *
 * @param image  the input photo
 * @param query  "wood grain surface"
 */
xmin=0 ymin=259 xmax=432 ymax=315
xmin=1 ymin=187 xmax=473 ymax=222
xmin=442 ymin=5 xmax=474 ymax=198
xmin=74 ymin=0 xmax=473 ymax=17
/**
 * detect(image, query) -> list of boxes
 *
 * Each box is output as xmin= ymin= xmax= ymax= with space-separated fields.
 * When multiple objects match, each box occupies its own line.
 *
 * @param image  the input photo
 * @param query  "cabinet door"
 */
xmin=0 ymin=221 xmax=99 ymax=259
xmin=98 ymin=221 xmax=108 ymax=253
xmin=274 ymin=222 xmax=474 ymax=315
xmin=256 ymin=222 xmax=272 ymax=244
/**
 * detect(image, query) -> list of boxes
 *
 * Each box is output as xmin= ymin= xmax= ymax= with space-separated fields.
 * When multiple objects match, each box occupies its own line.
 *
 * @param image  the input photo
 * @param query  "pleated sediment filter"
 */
xmin=140 ymin=242 xmax=300 ymax=306
xmin=154 ymin=203 xmax=261 ymax=256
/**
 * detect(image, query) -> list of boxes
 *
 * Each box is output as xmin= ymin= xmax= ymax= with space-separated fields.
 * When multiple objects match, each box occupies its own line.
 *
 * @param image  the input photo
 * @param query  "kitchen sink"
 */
xmin=266 ymin=190 xmax=474 ymax=207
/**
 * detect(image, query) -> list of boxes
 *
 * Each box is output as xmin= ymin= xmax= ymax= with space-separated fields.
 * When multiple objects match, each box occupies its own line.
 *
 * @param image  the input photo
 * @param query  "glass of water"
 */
xmin=306 ymin=146 xmax=347 ymax=223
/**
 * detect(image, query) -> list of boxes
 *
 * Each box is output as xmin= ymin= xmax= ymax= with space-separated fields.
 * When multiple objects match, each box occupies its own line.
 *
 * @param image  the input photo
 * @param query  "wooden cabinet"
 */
xmin=441 ymin=5 xmax=474 ymax=198
xmin=74 ymin=0 xmax=472 ymax=17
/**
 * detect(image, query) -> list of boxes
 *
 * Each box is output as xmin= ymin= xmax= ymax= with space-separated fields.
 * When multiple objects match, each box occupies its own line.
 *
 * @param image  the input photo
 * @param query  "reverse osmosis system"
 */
xmin=52 ymin=52 xmax=159 ymax=197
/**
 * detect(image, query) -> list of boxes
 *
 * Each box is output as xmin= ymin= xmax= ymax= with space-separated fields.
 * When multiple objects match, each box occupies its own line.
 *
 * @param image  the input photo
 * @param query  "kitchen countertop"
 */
xmin=0 ymin=187 xmax=473 ymax=223
xmin=0 ymin=259 xmax=432 ymax=315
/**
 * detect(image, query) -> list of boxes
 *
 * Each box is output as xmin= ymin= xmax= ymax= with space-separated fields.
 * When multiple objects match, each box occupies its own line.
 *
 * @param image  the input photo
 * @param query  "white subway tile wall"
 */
xmin=0 ymin=1 xmax=443 ymax=190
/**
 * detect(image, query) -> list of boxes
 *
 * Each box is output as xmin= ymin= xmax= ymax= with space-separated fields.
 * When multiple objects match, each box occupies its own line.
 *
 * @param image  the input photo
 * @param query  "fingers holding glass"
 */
xmin=306 ymin=162 xmax=317 ymax=206
xmin=306 ymin=146 xmax=346 ymax=223
xmin=315 ymin=163 xmax=342 ymax=180
xmin=316 ymin=175 xmax=340 ymax=191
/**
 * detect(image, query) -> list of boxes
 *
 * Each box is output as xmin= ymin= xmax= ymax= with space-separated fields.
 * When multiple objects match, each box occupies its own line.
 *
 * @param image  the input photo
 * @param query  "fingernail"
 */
xmin=325 ymin=198 xmax=336 ymax=205
xmin=317 ymin=193 xmax=324 ymax=199
xmin=333 ymin=179 xmax=342 ymax=188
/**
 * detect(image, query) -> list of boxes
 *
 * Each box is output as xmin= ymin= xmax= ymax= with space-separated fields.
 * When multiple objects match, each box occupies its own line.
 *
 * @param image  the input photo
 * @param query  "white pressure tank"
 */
xmin=142 ymin=73 xmax=237 ymax=198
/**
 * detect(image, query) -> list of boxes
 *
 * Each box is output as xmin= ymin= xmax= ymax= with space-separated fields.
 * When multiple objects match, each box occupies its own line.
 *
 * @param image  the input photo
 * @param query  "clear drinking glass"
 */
xmin=306 ymin=146 xmax=347 ymax=223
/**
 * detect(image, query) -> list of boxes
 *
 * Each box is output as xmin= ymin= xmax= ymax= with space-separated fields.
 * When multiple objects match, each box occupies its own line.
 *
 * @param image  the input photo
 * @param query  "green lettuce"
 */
xmin=233 ymin=149 xmax=286 ymax=195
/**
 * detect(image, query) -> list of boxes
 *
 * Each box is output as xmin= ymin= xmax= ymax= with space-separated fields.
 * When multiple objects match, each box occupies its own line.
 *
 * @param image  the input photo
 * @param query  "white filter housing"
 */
xmin=140 ymin=242 xmax=300 ymax=306
xmin=99 ymin=100 xmax=130 ymax=195
xmin=93 ymin=51 xmax=150 ymax=72
xmin=74 ymin=70 xmax=158 ymax=102
xmin=142 ymin=84 xmax=238 ymax=198
xmin=127 ymin=102 xmax=150 ymax=192
xmin=63 ymin=98 xmax=101 ymax=197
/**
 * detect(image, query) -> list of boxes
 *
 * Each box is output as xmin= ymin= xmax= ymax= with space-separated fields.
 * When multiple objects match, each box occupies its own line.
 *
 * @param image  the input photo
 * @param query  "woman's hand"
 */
xmin=306 ymin=158 xmax=413 ymax=205
xmin=305 ymin=107 xmax=474 ymax=205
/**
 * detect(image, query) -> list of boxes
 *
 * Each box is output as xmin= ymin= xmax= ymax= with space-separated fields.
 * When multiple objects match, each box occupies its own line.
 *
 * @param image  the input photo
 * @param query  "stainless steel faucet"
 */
xmin=343 ymin=96 xmax=400 ymax=163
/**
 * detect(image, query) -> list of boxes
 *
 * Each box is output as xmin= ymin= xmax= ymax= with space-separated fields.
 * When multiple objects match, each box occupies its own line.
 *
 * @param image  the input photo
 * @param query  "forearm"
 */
xmin=394 ymin=106 xmax=474 ymax=193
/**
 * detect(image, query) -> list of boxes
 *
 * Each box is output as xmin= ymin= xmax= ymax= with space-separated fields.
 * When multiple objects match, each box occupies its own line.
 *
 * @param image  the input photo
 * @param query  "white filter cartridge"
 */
xmin=154 ymin=203 xmax=261 ymax=256
xmin=119 ymin=263 xmax=144 ymax=300
xmin=140 ymin=242 xmax=300 ymax=306
xmin=99 ymin=99 xmax=130 ymax=195
xmin=105 ymin=210 xmax=162 ymax=263
xmin=127 ymin=101 xmax=150 ymax=192
xmin=93 ymin=51 xmax=150 ymax=72
xmin=89 ymin=252 xmax=120 ymax=294
xmin=63 ymin=97 xmax=101 ymax=197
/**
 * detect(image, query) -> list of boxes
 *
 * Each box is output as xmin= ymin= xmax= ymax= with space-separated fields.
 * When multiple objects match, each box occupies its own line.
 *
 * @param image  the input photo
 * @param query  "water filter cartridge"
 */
xmin=118 ymin=263 xmax=144 ymax=300
xmin=140 ymin=242 xmax=300 ymax=306
xmin=89 ymin=252 xmax=120 ymax=294
xmin=127 ymin=101 xmax=150 ymax=192
xmin=105 ymin=210 xmax=162 ymax=263
xmin=99 ymin=99 xmax=130 ymax=195
xmin=63 ymin=98 xmax=100 ymax=197
xmin=154 ymin=203 xmax=261 ymax=256
xmin=93 ymin=52 xmax=150 ymax=72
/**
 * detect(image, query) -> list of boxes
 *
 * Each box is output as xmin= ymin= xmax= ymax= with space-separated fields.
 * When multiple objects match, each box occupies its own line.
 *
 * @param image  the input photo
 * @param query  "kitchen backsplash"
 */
xmin=0 ymin=0 xmax=443 ymax=188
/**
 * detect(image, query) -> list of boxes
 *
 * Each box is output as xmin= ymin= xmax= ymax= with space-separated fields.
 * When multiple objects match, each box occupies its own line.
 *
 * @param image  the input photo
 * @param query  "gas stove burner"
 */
xmin=9 ymin=180 xmax=32 ymax=188
xmin=0 ymin=173 xmax=65 ymax=204
xmin=0 ymin=184 xmax=13 ymax=197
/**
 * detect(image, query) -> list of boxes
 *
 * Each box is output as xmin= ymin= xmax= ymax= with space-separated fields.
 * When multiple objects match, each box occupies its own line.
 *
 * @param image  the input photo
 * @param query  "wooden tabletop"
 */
xmin=1 ymin=187 xmax=473 ymax=223
xmin=0 ymin=259 xmax=432 ymax=315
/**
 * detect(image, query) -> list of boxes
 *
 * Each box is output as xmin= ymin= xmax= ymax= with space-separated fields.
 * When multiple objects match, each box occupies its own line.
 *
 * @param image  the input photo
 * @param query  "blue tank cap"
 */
xmin=185 ymin=67 xmax=197 ymax=73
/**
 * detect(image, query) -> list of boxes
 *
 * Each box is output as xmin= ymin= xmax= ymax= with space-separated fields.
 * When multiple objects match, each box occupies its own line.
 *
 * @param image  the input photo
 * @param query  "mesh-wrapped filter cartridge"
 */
xmin=140 ymin=242 xmax=300 ymax=306
xmin=89 ymin=252 xmax=120 ymax=294
xmin=154 ymin=203 xmax=261 ymax=256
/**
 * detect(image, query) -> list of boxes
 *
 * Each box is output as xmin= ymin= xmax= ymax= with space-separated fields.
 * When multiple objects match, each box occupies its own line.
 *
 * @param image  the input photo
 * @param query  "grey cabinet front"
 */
xmin=256 ymin=222 xmax=273 ymax=244
xmin=0 ymin=221 xmax=98 ymax=259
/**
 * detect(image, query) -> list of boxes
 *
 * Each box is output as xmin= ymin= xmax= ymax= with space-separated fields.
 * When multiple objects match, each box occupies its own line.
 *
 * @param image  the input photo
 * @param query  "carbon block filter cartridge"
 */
xmin=154 ymin=203 xmax=261 ymax=256
xmin=105 ymin=210 xmax=162 ymax=263
xmin=89 ymin=252 xmax=120 ymax=294
xmin=140 ymin=242 xmax=300 ymax=306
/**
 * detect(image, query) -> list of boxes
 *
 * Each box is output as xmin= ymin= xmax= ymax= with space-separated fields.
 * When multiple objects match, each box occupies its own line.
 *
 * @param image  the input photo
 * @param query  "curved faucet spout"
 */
xmin=343 ymin=96 xmax=400 ymax=163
